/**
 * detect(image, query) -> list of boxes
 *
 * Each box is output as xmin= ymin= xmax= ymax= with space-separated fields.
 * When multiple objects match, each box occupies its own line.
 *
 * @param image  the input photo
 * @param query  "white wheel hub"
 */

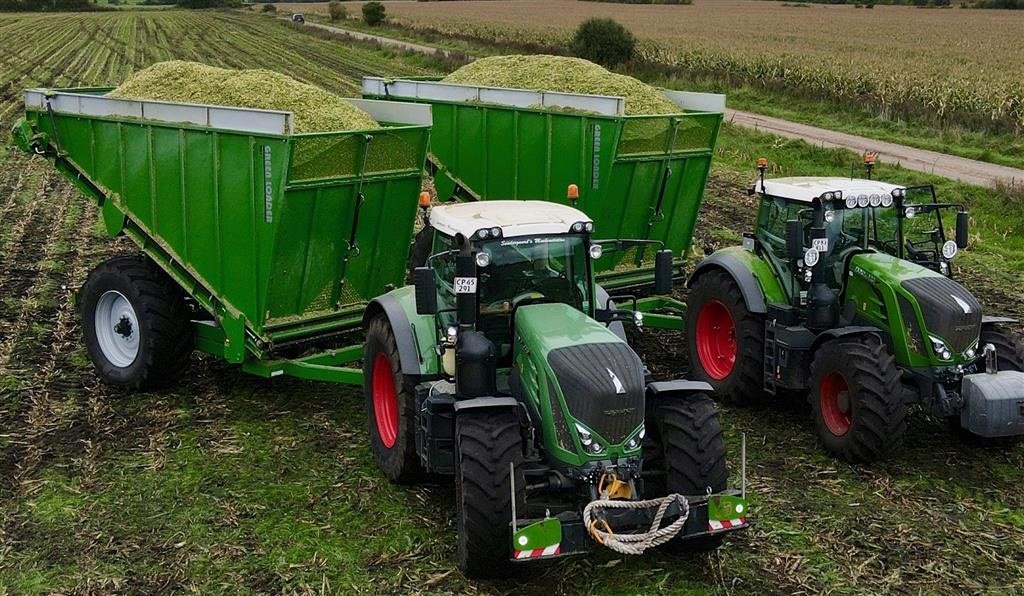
xmin=95 ymin=290 xmax=140 ymax=368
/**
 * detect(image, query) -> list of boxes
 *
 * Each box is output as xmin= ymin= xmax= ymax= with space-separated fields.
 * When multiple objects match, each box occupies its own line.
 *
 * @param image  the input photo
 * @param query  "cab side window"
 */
xmin=759 ymin=198 xmax=802 ymax=260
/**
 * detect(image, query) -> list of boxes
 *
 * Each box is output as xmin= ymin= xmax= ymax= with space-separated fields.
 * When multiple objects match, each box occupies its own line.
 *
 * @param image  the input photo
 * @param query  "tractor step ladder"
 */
xmin=763 ymin=320 xmax=778 ymax=395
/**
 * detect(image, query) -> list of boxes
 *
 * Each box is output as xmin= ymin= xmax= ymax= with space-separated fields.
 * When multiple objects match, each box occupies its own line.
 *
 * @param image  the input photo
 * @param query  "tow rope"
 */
xmin=582 ymin=473 xmax=690 ymax=555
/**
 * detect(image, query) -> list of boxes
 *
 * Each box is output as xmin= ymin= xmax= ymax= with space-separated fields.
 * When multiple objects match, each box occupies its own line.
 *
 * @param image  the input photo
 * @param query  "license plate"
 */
xmin=454 ymin=277 xmax=477 ymax=294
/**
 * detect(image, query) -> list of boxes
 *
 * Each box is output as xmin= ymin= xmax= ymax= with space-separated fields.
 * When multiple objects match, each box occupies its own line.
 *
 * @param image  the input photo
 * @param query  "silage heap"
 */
xmin=109 ymin=61 xmax=380 ymax=133
xmin=442 ymin=55 xmax=679 ymax=116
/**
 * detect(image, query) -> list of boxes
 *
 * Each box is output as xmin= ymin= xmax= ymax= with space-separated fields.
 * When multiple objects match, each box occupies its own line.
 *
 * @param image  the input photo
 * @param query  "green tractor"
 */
xmin=366 ymin=198 xmax=749 ymax=577
xmin=686 ymin=161 xmax=1024 ymax=462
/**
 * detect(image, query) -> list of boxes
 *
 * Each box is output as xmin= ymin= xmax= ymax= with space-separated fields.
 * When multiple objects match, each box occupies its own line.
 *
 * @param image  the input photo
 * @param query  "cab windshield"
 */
xmin=477 ymin=235 xmax=591 ymax=314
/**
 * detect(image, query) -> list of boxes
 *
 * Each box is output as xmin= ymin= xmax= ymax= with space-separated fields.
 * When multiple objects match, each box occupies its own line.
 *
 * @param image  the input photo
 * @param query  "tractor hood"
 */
xmin=514 ymin=303 xmax=645 ymax=459
xmin=849 ymin=252 xmax=982 ymax=360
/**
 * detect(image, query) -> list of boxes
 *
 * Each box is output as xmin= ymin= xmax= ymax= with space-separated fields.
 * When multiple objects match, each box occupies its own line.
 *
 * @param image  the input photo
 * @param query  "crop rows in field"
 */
xmin=317 ymin=0 xmax=1024 ymax=133
xmin=0 ymin=11 xmax=438 ymax=126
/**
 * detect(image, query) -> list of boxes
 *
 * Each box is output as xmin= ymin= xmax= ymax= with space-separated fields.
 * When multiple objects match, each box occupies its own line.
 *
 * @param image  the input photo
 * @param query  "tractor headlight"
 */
xmin=625 ymin=424 xmax=645 ymax=451
xmin=584 ymin=222 xmax=594 ymax=232
xmin=941 ymin=240 xmax=958 ymax=260
xmin=477 ymin=228 xmax=490 ymax=239
xmin=475 ymin=251 xmax=491 ymax=268
xmin=589 ymin=442 xmax=604 ymax=454
xmin=574 ymin=423 xmax=593 ymax=446
xmin=892 ymin=188 xmax=906 ymax=199
xmin=845 ymin=195 xmax=858 ymax=209
xmin=857 ymin=194 xmax=870 ymax=208
xmin=572 ymin=222 xmax=584 ymax=233
xmin=881 ymin=193 xmax=894 ymax=207
xmin=490 ymin=227 xmax=502 ymax=238
xmin=823 ymin=210 xmax=835 ymax=223
xmin=589 ymin=244 xmax=603 ymax=260
xmin=930 ymin=336 xmax=953 ymax=361
xmin=965 ymin=343 xmax=978 ymax=360
xmin=869 ymin=194 xmax=882 ymax=207
xmin=905 ymin=205 xmax=917 ymax=219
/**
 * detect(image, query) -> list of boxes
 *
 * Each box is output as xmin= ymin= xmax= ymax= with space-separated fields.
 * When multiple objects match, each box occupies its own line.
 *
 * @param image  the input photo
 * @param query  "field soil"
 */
xmin=1 ymin=10 xmax=1023 ymax=594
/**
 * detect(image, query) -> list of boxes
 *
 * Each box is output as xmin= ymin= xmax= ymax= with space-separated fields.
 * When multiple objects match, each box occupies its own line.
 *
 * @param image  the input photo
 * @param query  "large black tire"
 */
xmin=809 ymin=335 xmax=906 ymax=463
xmin=979 ymin=324 xmax=1024 ymax=372
xmin=455 ymin=408 xmax=525 ymax=579
xmin=949 ymin=324 xmax=1024 ymax=447
xmin=643 ymin=394 xmax=728 ymax=552
xmin=686 ymin=270 xmax=764 ymax=405
xmin=363 ymin=315 xmax=423 ymax=484
xmin=80 ymin=254 xmax=193 ymax=390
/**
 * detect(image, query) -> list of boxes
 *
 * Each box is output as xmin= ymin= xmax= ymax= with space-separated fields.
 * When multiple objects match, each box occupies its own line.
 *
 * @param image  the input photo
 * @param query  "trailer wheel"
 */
xmin=687 ymin=270 xmax=764 ymax=404
xmin=455 ymin=408 xmax=525 ymax=578
xmin=363 ymin=315 xmax=422 ymax=484
xmin=643 ymin=394 xmax=728 ymax=552
xmin=948 ymin=324 xmax=1024 ymax=447
xmin=809 ymin=335 xmax=906 ymax=462
xmin=80 ymin=254 xmax=193 ymax=390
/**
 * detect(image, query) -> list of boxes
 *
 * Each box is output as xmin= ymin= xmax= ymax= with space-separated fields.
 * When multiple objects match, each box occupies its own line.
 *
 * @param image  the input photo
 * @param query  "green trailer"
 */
xmin=362 ymin=76 xmax=724 ymax=288
xmin=14 ymin=85 xmax=749 ymax=577
xmin=14 ymin=87 xmax=431 ymax=379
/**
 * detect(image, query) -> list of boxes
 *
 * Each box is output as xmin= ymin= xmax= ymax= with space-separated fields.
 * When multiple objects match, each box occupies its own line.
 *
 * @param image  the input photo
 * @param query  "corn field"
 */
xmin=313 ymin=0 xmax=1024 ymax=133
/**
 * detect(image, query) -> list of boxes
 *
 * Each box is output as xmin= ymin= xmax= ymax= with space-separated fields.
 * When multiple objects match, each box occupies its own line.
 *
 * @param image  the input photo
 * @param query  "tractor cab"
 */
xmin=750 ymin=176 xmax=968 ymax=301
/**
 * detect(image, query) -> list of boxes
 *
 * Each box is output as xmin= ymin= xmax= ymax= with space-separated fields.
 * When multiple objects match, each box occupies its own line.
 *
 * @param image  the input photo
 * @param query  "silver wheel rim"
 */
xmin=95 ymin=290 xmax=140 ymax=368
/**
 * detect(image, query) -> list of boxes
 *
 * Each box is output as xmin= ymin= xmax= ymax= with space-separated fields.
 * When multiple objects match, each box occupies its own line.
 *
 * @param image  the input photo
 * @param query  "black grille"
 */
xmin=901 ymin=277 xmax=981 ymax=353
xmin=547 ymin=343 xmax=645 ymax=444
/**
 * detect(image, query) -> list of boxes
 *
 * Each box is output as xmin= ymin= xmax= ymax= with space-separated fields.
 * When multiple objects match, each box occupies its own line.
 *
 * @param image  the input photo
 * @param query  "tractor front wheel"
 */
xmin=455 ymin=408 xmax=525 ymax=578
xmin=809 ymin=335 xmax=906 ymax=462
xmin=363 ymin=315 xmax=422 ymax=484
xmin=643 ymin=394 xmax=728 ymax=552
xmin=686 ymin=270 xmax=764 ymax=405
xmin=80 ymin=254 xmax=193 ymax=390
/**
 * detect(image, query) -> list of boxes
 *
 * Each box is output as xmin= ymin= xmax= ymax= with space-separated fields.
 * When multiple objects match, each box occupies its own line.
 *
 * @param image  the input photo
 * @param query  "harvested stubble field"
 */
xmin=298 ymin=0 xmax=1024 ymax=168
xmin=1 ymin=9 xmax=1023 ymax=594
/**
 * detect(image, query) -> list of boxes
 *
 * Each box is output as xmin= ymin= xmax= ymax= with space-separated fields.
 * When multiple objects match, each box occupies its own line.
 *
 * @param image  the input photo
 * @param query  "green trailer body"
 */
xmin=16 ymin=88 xmax=431 ymax=365
xmin=362 ymin=77 xmax=724 ymax=281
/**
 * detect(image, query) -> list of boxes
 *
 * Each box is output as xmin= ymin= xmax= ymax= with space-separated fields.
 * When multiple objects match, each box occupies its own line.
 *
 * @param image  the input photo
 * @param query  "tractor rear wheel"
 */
xmin=686 ymin=270 xmax=764 ymax=405
xmin=809 ymin=335 xmax=906 ymax=462
xmin=80 ymin=254 xmax=193 ymax=390
xmin=643 ymin=394 xmax=728 ymax=552
xmin=949 ymin=324 xmax=1024 ymax=447
xmin=364 ymin=315 xmax=422 ymax=484
xmin=455 ymin=408 xmax=525 ymax=578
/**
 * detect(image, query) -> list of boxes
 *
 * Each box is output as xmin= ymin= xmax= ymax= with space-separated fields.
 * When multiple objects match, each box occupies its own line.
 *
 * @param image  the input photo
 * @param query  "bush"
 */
xmin=327 ymin=0 xmax=345 ymax=21
xmin=261 ymin=3 xmax=276 ymax=12
xmin=362 ymin=1 xmax=385 ymax=25
xmin=570 ymin=18 xmax=636 ymax=68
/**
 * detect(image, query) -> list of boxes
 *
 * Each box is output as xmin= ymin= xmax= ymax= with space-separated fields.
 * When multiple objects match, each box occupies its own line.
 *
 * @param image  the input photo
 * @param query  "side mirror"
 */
xmin=654 ymin=250 xmax=674 ymax=295
xmin=785 ymin=220 xmax=803 ymax=261
xmin=413 ymin=267 xmax=437 ymax=315
xmin=956 ymin=211 xmax=969 ymax=249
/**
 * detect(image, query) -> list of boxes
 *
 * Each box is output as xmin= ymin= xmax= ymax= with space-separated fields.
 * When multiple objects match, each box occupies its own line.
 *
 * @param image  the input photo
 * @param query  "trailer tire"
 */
xmin=809 ymin=335 xmax=906 ymax=463
xmin=687 ymin=270 xmax=764 ymax=405
xmin=455 ymin=408 xmax=525 ymax=578
xmin=80 ymin=254 xmax=193 ymax=390
xmin=948 ymin=324 xmax=1024 ymax=447
xmin=364 ymin=315 xmax=423 ymax=484
xmin=644 ymin=394 xmax=728 ymax=552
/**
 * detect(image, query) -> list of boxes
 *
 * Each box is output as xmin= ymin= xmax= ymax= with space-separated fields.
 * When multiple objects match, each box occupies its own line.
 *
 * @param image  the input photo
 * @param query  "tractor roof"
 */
xmin=430 ymin=200 xmax=592 ymax=239
xmin=753 ymin=177 xmax=904 ymax=203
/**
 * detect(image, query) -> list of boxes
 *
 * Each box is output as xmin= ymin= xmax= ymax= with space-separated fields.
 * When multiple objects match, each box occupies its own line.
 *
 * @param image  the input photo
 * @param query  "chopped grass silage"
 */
xmin=442 ymin=55 xmax=678 ymax=116
xmin=109 ymin=61 xmax=380 ymax=133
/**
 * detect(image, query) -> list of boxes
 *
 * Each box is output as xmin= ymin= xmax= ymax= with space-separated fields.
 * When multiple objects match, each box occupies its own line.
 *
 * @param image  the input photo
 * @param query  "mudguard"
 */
xmin=811 ymin=326 xmax=885 ymax=350
xmin=364 ymin=293 xmax=424 ymax=376
xmin=982 ymin=315 xmax=1018 ymax=326
xmin=688 ymin=248 xmax=785 ymax=315
xmin=646 ymin=380 xmax=714 ymax=396
xmin=452 ymin=397 xmax=520 ymax=412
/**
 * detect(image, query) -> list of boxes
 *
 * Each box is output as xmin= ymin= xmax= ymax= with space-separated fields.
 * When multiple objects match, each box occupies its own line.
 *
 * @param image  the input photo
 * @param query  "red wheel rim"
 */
xmin=695 ymin=300 xmax=737 ymax=380
xmin=372 ymin=353 xmax=399 ymax=449
xmin=819 ymin=371 xmax=852 ymax=436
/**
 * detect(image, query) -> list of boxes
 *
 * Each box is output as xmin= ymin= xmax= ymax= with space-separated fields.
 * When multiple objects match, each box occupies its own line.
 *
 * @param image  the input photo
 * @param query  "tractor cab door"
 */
xmin=756 ymin=196 xmax=804 ymax=303
xmin=900 ymin=185 xmax=947 ymax=267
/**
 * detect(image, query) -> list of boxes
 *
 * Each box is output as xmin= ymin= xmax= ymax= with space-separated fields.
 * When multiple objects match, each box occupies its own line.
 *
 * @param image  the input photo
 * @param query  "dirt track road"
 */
xmin=304 ymin=19 xmax=1024 ymax=189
